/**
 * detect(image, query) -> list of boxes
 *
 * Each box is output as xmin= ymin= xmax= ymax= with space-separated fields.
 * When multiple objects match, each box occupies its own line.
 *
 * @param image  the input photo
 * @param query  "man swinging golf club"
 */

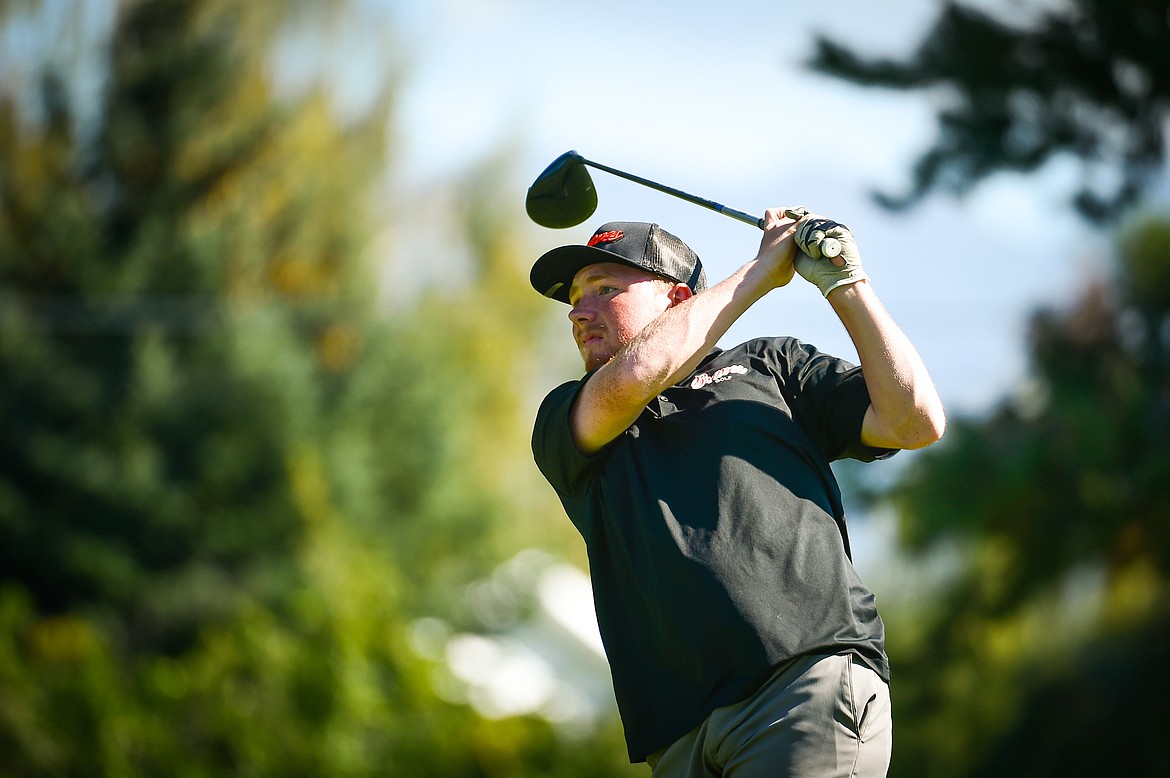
xmin=530 ymin=207 xmax=946 ymax=776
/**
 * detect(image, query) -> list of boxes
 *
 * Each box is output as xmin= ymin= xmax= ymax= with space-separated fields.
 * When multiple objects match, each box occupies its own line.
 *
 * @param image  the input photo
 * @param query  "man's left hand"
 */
xmin=788 ymin=209 xmax=868 ymax=297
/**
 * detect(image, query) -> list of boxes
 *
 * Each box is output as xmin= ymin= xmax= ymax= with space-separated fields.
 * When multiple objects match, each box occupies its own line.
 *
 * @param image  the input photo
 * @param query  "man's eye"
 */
xmin=599 ymin=285 xmax=617 ymax=295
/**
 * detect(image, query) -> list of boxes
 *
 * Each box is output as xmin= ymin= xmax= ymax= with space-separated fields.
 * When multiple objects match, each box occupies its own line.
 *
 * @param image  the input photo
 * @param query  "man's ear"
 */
xmin=667 ymin=283 xmax=694 ymax=307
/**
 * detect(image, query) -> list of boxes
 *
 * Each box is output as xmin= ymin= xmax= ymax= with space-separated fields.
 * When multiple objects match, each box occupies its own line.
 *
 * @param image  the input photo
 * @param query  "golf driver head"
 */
xmin=525 ymin=150 xmax=598 ymax=228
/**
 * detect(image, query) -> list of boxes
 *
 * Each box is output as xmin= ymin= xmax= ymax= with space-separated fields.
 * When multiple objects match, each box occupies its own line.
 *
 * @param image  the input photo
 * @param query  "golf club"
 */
xmin=524 ymin=150 xmax=841 ymax=257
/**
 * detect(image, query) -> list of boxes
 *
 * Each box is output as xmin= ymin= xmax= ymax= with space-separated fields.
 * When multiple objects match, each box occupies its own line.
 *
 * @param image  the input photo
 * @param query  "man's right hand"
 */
xmin=755 ymin=208 xmax=801 ymax=289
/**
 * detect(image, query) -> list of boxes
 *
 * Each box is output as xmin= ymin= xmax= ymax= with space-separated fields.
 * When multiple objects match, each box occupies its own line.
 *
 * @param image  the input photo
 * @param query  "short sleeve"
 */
xmin=531 ymin=376 xmax=602 ymax=499
xmin=769 ymin=338 xmax=897 ymax=463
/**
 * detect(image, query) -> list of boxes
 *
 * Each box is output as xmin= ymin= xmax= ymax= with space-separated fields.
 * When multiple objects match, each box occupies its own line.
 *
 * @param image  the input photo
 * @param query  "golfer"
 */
xmin=529 ymin=208 xmax=945 ymax=777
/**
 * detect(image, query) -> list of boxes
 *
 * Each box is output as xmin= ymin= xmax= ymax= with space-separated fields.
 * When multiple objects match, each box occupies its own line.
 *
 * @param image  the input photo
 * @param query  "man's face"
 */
xmin=567 ymin=262 xmax=678 ymax=372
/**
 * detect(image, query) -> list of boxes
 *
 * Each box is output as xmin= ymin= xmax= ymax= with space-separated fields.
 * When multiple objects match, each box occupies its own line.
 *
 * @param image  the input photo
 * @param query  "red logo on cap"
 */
xmin=588 ymin=230 xmax=624 ymax=247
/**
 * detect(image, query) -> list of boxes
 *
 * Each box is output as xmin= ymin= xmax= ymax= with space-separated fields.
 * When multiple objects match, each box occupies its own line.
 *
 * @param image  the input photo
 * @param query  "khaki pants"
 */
xmin=647 ymin=653 xmax=892 ymax=778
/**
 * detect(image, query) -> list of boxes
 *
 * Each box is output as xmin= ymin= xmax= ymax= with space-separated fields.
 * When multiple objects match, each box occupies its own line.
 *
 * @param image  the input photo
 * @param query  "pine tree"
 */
xmin=0 ymin=2 xmax=637 ymax=774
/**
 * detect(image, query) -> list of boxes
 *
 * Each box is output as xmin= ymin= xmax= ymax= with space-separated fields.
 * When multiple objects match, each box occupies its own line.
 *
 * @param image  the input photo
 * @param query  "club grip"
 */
xmin=815 ymin=235 xmax=842 ymax=259
xmin=782 ymin=208 xmax=842 ymax=259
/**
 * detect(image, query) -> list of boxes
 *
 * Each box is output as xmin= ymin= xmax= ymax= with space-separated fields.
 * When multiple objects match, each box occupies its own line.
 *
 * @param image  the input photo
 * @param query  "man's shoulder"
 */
xmin=532 ymin=373 xmax=604 ymax=502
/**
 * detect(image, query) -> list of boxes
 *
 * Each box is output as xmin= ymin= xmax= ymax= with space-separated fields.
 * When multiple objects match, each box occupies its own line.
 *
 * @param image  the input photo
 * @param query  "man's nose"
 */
xmin=568 ymin=301 xmax=595 ymax=324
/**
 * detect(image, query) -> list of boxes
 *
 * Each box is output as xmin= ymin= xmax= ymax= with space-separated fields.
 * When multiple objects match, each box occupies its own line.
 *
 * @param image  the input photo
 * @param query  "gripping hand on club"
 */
xmin=785 ymin=208 xmax=868 ymax=298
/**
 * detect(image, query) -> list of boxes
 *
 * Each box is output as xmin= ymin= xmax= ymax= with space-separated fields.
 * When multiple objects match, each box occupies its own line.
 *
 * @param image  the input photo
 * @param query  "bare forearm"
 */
xmin=569 ymin=210 xmax=800 ymax=454
xmin=624 ymin=262 xmax=769 ymax=387
xmin=574 ymin=260 xmax=775 ymax=452
xmin=829 ymin=281 xmax=946 ymax=449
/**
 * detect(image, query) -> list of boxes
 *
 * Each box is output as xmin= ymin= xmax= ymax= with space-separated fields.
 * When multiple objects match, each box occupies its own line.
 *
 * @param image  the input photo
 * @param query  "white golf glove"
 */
xmin=786 ymin=208 xmax=868 ymax=297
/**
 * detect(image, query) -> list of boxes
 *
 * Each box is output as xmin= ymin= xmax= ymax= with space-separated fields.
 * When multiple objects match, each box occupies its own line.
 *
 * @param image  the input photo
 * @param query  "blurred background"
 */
xmin=1 ymin=0 xmax=1168 ymax=775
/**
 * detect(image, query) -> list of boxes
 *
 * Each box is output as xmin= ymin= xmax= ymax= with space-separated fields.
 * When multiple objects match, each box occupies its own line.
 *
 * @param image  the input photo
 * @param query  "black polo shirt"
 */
xmin=532 ymin=336 xmax=896 ymax=763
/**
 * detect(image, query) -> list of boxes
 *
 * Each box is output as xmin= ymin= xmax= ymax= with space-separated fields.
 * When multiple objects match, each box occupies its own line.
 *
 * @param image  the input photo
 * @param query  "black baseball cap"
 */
xmin=530 ymin=221 xmax=707 ymax=304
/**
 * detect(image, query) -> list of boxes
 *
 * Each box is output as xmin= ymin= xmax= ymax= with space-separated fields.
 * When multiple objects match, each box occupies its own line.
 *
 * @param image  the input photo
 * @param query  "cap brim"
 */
xmin=529 ymin=244 xmax=645 ymax=304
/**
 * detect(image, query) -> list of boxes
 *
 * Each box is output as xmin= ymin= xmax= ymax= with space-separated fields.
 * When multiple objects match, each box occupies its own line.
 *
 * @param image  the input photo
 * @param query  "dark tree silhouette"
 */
xmin=809 ymin=0 xmax=1170 ymax=219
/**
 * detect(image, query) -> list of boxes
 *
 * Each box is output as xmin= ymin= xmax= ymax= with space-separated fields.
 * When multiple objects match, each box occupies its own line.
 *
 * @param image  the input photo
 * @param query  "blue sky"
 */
xmin=379 ymin=0 xmax=1107 ymax=416
xmin=4 ymin=0 xmax=1108 ymax=416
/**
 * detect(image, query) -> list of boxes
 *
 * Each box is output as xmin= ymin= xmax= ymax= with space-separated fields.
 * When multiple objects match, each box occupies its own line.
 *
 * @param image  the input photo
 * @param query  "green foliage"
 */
xmin=809 ymin=0 xmax=1170 ymax=218
xmin=878 ymin=213 xmax=1170 ymax=776
xmin=0 ymin=0 xmax=357 ymax=653
xmin=0 ymin=0 xmax=631 ymax=775
xmin=809 ymin=4 xmax=1170 ymax=772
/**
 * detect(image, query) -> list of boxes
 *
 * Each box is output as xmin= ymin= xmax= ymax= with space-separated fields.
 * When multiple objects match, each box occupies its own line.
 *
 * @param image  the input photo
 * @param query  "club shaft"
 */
xmin=581 ymin=158 xmax=764 ymax=229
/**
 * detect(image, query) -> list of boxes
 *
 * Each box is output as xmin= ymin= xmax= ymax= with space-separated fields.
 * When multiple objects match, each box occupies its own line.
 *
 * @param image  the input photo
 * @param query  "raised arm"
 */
xmin=788 ymin=211 xmax=946 ymax=450
xmin=831 ymin=281 xmax=946 ymax=449
xmin=569 ymin=212 xmax=800 ymax=454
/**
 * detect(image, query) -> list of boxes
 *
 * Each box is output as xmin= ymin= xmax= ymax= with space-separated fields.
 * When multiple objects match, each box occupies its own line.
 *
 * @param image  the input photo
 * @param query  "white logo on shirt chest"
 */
xmin=689 ymin=364 xmax=748 ymax=389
